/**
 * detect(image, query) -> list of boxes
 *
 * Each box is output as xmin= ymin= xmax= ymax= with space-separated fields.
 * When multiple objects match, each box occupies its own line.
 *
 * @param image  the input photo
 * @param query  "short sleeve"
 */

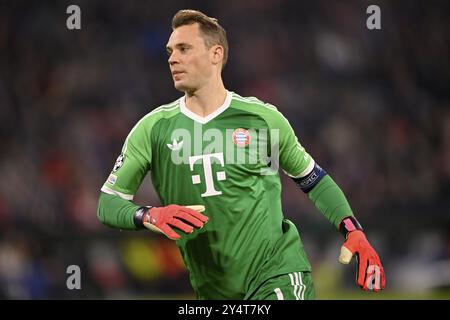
xmin=267 ymin=106 xmax=315 ymax=178
xmin=101 ymin=118 xmax=152 ymax=200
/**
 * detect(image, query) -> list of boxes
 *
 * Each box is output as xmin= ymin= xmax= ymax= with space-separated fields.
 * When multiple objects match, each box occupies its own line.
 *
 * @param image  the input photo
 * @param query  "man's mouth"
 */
xmin=172 ymin=71 xmax=185 ymax=81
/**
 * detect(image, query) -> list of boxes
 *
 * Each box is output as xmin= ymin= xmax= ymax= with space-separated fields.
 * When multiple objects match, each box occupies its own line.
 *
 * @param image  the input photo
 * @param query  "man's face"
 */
xmin=166 ymin=23 xmax=213 ymax=93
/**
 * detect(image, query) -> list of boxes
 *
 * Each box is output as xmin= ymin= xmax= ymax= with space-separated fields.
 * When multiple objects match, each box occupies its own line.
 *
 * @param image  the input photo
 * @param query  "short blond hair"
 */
xmin=172 ymin=9 xmax=228 ymax=68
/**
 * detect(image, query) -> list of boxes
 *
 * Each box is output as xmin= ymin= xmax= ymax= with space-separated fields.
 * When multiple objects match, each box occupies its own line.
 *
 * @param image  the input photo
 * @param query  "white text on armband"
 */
xmin=292 ymin=163 xmax=327 ymax=193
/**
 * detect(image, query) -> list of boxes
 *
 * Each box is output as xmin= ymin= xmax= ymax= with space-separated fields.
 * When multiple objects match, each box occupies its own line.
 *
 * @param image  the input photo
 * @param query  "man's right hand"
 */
xmin=143 ymin=204 xmax=208 ymax=240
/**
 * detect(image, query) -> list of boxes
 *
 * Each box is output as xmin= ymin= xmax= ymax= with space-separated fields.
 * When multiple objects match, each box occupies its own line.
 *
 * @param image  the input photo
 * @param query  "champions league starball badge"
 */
xmin=112 ymin=154 xmax=125 ymax=172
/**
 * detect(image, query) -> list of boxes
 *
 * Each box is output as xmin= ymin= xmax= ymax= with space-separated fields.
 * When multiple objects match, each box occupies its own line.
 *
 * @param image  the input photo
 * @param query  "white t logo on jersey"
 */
xmin=189 ymin=153 xmax=226 ymax=197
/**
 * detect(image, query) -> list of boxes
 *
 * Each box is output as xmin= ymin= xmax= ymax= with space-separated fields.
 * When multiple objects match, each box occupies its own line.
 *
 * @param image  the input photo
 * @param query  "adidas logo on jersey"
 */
xmin=167 ymin=138 xmax=184 ymax=151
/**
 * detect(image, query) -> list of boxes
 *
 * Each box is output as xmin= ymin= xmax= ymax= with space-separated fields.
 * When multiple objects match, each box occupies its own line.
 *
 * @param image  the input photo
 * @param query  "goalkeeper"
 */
xmin=97 ymin=9 xmax=385 ymax=299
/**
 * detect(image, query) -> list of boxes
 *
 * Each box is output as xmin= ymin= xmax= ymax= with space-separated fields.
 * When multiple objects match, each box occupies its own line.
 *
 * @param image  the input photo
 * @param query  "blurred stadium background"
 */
xmin=0 ymin=0 xmax=449 ymax=299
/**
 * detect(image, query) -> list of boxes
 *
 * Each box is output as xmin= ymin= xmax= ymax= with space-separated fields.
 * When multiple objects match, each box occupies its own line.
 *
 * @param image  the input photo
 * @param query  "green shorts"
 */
xmin=247 ymin=271 xmax=315 ymax=300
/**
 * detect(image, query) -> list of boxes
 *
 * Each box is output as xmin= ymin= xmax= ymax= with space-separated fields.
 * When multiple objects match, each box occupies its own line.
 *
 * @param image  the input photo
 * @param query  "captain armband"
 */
xmin=292 ymin=163 xmax=327 ymax=193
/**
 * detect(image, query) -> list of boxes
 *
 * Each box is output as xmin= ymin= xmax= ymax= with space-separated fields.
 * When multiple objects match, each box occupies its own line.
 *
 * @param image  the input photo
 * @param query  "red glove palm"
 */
xmin=143 ymin=205 xmax=208 ymax=240
xmin=339 ymin=230 xmax=386 ymax=291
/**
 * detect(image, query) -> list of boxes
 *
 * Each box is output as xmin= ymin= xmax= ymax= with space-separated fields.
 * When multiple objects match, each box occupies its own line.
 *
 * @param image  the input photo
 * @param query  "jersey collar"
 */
xmin=179 ymin=90 xmax=232 ymax=124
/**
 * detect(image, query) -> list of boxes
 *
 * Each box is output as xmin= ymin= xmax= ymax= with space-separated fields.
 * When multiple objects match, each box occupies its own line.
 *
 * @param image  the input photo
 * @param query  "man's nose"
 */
xmin=168 ymin=52 xmax=178 ymax=65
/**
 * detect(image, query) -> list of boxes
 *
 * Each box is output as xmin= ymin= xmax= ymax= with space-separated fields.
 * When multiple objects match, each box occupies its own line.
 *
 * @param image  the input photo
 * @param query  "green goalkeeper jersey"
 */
xmin=101 ymin=91 xmax=317 ymax=299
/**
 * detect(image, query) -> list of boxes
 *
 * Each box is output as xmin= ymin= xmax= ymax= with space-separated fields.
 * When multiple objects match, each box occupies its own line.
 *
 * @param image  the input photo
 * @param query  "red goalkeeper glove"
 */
xmin=135 ymin=205 xmax=208 ymax=240
xmin=338 ymin=216 xmax=386 ymax=292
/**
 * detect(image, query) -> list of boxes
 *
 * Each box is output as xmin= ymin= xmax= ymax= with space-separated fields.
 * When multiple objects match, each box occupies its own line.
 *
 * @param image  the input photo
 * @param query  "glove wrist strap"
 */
xmin=133 ymin=206 xmax=152 ymax=229
xmin=339 ymin=216 xmax=363 ymax=239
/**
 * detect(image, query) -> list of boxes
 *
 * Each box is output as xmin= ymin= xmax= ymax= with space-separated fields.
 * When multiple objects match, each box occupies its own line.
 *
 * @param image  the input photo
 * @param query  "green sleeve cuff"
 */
xmin=97 ymin=192 xmax=140 ymax=230
xmin=307 ymin=175 xmax=353 ymax=228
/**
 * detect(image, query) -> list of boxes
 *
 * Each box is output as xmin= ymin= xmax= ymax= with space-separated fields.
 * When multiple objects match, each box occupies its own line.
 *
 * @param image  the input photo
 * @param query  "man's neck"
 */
xmin=184 ymin=81 xmax=227 ymax=118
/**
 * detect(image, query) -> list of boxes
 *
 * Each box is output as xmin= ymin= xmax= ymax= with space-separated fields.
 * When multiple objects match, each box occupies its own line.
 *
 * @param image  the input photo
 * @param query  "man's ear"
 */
xmin=211 ymin=45 xmax=224 ymax=66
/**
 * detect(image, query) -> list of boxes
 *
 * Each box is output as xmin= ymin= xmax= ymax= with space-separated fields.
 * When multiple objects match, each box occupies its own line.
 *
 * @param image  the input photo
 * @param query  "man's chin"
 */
xmin=174 ymin=82 xmax=191 ymax=93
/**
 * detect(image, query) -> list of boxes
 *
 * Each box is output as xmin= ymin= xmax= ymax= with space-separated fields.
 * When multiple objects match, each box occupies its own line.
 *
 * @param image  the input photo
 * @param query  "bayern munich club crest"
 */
xmin=232 ymin=128 xmax=251 ymax=147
